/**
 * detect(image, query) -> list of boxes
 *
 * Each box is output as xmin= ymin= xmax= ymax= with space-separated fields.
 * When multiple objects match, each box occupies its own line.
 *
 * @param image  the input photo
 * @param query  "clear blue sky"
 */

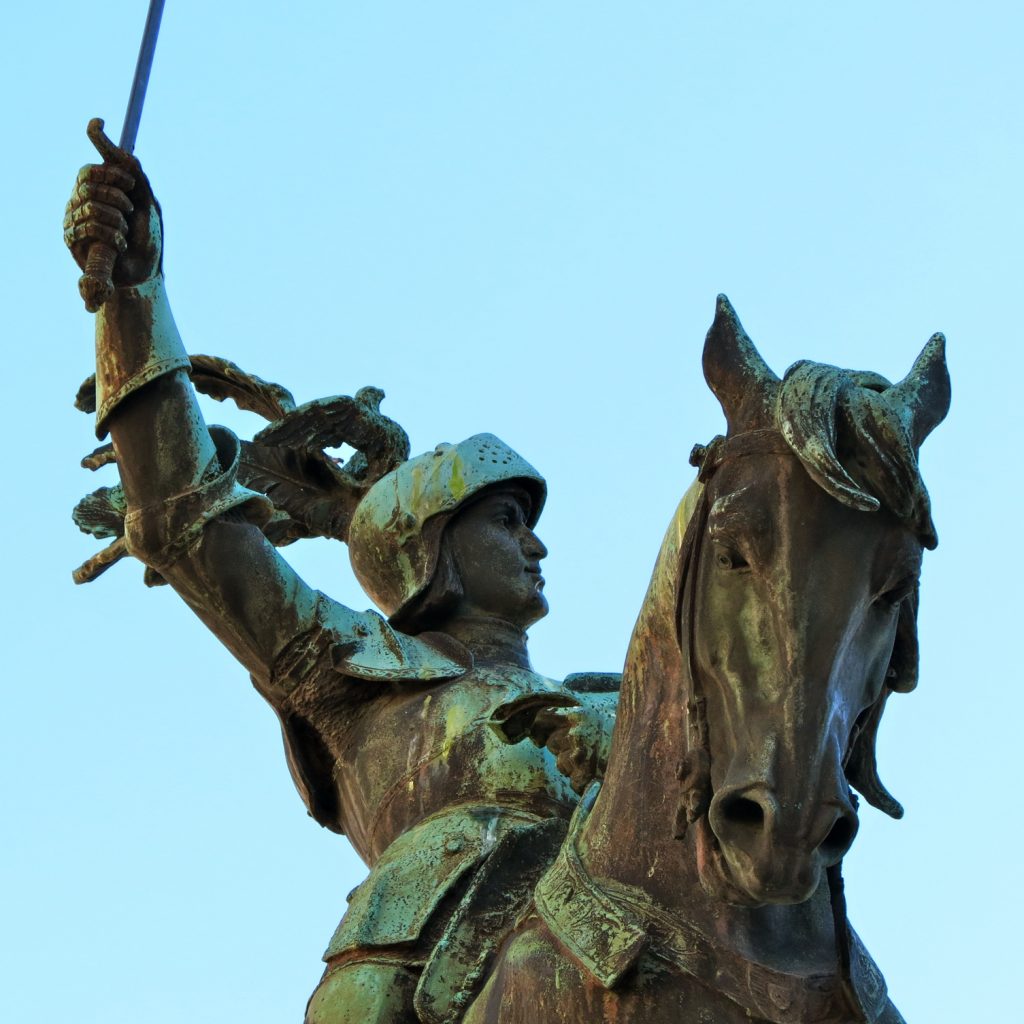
xmin=3 ymin=2 xmax=1019 ymax=1020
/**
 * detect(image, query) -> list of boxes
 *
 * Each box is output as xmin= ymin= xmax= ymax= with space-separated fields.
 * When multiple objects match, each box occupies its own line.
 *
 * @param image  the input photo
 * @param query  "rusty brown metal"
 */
xmin=66 ymin=133 xmax=948 ymax=1023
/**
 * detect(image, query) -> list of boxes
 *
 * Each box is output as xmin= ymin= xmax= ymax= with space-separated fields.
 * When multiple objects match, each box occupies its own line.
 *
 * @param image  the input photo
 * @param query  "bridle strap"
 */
xmin=675 ymin=430 xmax=877 ymax=1021
xmin=690 ymin=428 xmax=794 ymax=482
xmin=673 ymin=429 xmax=794 ymax=833
xmin=827 ymin=864 xmax=879 ymax=1022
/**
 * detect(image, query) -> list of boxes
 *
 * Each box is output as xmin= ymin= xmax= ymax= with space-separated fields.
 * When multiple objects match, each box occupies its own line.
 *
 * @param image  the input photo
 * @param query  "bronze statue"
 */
xmin=66 ymin=121 xmax=948 ymax=1023
xmin=65 ymin=127 xmax=618 ymax=1024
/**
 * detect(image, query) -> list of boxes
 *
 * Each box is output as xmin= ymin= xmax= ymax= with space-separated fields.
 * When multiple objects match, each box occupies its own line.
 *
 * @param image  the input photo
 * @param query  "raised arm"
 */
xmin=65 ymin=141 xmax=320 ymax=683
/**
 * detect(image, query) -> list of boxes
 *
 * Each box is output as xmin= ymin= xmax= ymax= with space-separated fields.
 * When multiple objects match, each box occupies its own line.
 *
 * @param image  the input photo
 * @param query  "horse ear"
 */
xmin=703 ymin=295 xmax=780 ymax=432
xmin=887 ymin=333 xmax=951 ymax=449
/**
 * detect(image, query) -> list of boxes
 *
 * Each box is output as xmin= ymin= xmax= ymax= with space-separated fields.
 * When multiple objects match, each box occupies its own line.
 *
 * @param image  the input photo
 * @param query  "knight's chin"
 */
xmin=694 ymin=821 xmax=821 ymax=907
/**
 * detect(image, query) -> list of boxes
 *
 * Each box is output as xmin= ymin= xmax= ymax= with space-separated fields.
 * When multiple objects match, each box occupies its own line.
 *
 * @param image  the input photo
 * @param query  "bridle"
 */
xmin=671 ymin=428 xmax=879 ymax=1022
xmin=672 ymin=429 xmax=795 ymax=838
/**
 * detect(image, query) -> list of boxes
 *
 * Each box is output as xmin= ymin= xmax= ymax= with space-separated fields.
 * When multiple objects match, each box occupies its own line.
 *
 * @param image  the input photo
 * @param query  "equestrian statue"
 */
xmin=65 ymin=123 xmax=949 ymax=1024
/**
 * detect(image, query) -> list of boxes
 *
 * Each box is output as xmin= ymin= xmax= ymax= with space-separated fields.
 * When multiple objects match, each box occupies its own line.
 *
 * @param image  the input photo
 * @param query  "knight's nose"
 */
xmin=521 ymin=530 xmax=547 ymax=559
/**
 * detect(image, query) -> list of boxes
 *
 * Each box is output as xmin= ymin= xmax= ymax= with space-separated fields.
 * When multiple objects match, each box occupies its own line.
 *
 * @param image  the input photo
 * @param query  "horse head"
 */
xmin=682 ymin=295 xmax=949 ymax=908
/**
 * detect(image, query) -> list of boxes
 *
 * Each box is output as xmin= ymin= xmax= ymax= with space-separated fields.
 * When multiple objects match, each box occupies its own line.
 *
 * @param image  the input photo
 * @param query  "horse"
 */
xmin=460 ymin=296 xmax=950 ymax=1024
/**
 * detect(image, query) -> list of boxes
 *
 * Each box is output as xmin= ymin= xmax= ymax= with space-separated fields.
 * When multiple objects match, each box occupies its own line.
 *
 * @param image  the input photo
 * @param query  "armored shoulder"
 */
xmin=258 ymin=596 xmax=473 ymax=834
xmin=271 ymin=595 xmax=472 ymax=692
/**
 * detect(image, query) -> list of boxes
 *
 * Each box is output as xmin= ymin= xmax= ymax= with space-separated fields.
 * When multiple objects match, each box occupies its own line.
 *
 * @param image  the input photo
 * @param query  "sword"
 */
xmin=79 ymin=0 xmax=167 ymax=312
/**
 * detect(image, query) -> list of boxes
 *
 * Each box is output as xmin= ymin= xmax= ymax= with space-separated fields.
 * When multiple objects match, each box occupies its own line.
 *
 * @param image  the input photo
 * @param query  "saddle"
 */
xmin=414 ymin=816 xmax=568 ymax=1024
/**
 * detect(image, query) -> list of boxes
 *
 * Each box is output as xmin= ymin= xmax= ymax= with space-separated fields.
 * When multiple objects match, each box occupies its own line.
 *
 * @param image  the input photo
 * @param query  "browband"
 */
xmin=689 ymin=429 xmax=793 ymax=482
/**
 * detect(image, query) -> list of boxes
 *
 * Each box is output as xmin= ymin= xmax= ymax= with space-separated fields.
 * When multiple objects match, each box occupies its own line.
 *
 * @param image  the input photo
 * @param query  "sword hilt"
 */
xmin=78 ymin=118 xmax=129 ymax=313
xmin=79 ymin=242 xmax=118 ymax=313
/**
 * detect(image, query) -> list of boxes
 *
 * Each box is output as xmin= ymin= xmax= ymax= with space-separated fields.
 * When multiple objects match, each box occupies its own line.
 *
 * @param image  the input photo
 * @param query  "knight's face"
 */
xmin=446 ymin=488 xmax=549 ymax=628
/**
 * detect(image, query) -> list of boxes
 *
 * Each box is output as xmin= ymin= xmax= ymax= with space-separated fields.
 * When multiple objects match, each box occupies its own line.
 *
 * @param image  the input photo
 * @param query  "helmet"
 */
xmin=348 ymin=433 xmax=546 ymax=621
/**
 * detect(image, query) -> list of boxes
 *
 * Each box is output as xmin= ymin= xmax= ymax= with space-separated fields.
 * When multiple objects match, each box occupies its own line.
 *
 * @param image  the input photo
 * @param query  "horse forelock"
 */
xmin=774 ymin=359 xmax=939 ymax=550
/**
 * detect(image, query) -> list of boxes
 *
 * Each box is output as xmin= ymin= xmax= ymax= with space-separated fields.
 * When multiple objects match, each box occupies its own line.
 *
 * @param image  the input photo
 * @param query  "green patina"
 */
xmin=448 ymin=455 xmax=467 ymax=503
xmin=67 ymin=116 xmax=948 ymax=1023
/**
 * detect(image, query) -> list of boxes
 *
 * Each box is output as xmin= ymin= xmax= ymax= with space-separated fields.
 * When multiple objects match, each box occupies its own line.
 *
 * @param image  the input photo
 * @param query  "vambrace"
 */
xmin=93 ymin=275 xmax=192 ymax=438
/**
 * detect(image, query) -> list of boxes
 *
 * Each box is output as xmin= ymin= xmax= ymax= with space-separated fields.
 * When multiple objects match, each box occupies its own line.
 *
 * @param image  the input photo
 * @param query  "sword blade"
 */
xmin=118 ymin=0 xmax=167 ymax=153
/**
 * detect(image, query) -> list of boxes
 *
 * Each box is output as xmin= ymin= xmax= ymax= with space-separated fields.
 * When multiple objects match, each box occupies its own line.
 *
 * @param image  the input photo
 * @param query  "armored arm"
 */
xmin=542 ymin=674 xmax=619 ymax=794
xmin=65 ymin=144 xmax=323 ymax=682
xmin=490 ymin=674 xmax=620 ymax=794
xmin=66 ymin=141 xmax=471 ymax=705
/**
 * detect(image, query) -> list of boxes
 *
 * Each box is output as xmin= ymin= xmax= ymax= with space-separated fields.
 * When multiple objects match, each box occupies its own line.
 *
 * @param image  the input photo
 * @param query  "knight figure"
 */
xmin=65 ymin=127 xmax=618 ymax=1024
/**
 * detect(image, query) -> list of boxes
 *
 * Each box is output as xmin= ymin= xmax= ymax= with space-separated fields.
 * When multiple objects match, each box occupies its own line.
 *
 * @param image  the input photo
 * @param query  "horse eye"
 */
xmin=715 ymin=547 xmax=748 ymax=571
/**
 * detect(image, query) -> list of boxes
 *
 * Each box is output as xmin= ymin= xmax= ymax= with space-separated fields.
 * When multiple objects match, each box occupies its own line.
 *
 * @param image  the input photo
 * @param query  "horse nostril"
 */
xmin=719 ymin=795 xmax=766 ymax=834
xmin=819 ymin=815 xmax=857 ymax=862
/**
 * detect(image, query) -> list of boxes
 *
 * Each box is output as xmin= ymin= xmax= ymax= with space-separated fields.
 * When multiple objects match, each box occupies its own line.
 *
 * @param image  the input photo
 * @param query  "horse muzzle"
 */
xmin=706 ymin=783 xmax=859 ymax=905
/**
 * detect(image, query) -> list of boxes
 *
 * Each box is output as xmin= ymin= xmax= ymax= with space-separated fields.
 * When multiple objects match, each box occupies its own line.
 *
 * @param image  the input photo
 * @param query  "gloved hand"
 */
xmin=64 ymin=120 xmax=163 ymax=289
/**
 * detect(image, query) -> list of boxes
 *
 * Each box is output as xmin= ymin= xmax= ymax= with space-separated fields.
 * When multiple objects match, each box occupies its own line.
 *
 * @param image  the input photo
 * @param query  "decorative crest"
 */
xmin=71 ymin=355 xmax=410 ymax=583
